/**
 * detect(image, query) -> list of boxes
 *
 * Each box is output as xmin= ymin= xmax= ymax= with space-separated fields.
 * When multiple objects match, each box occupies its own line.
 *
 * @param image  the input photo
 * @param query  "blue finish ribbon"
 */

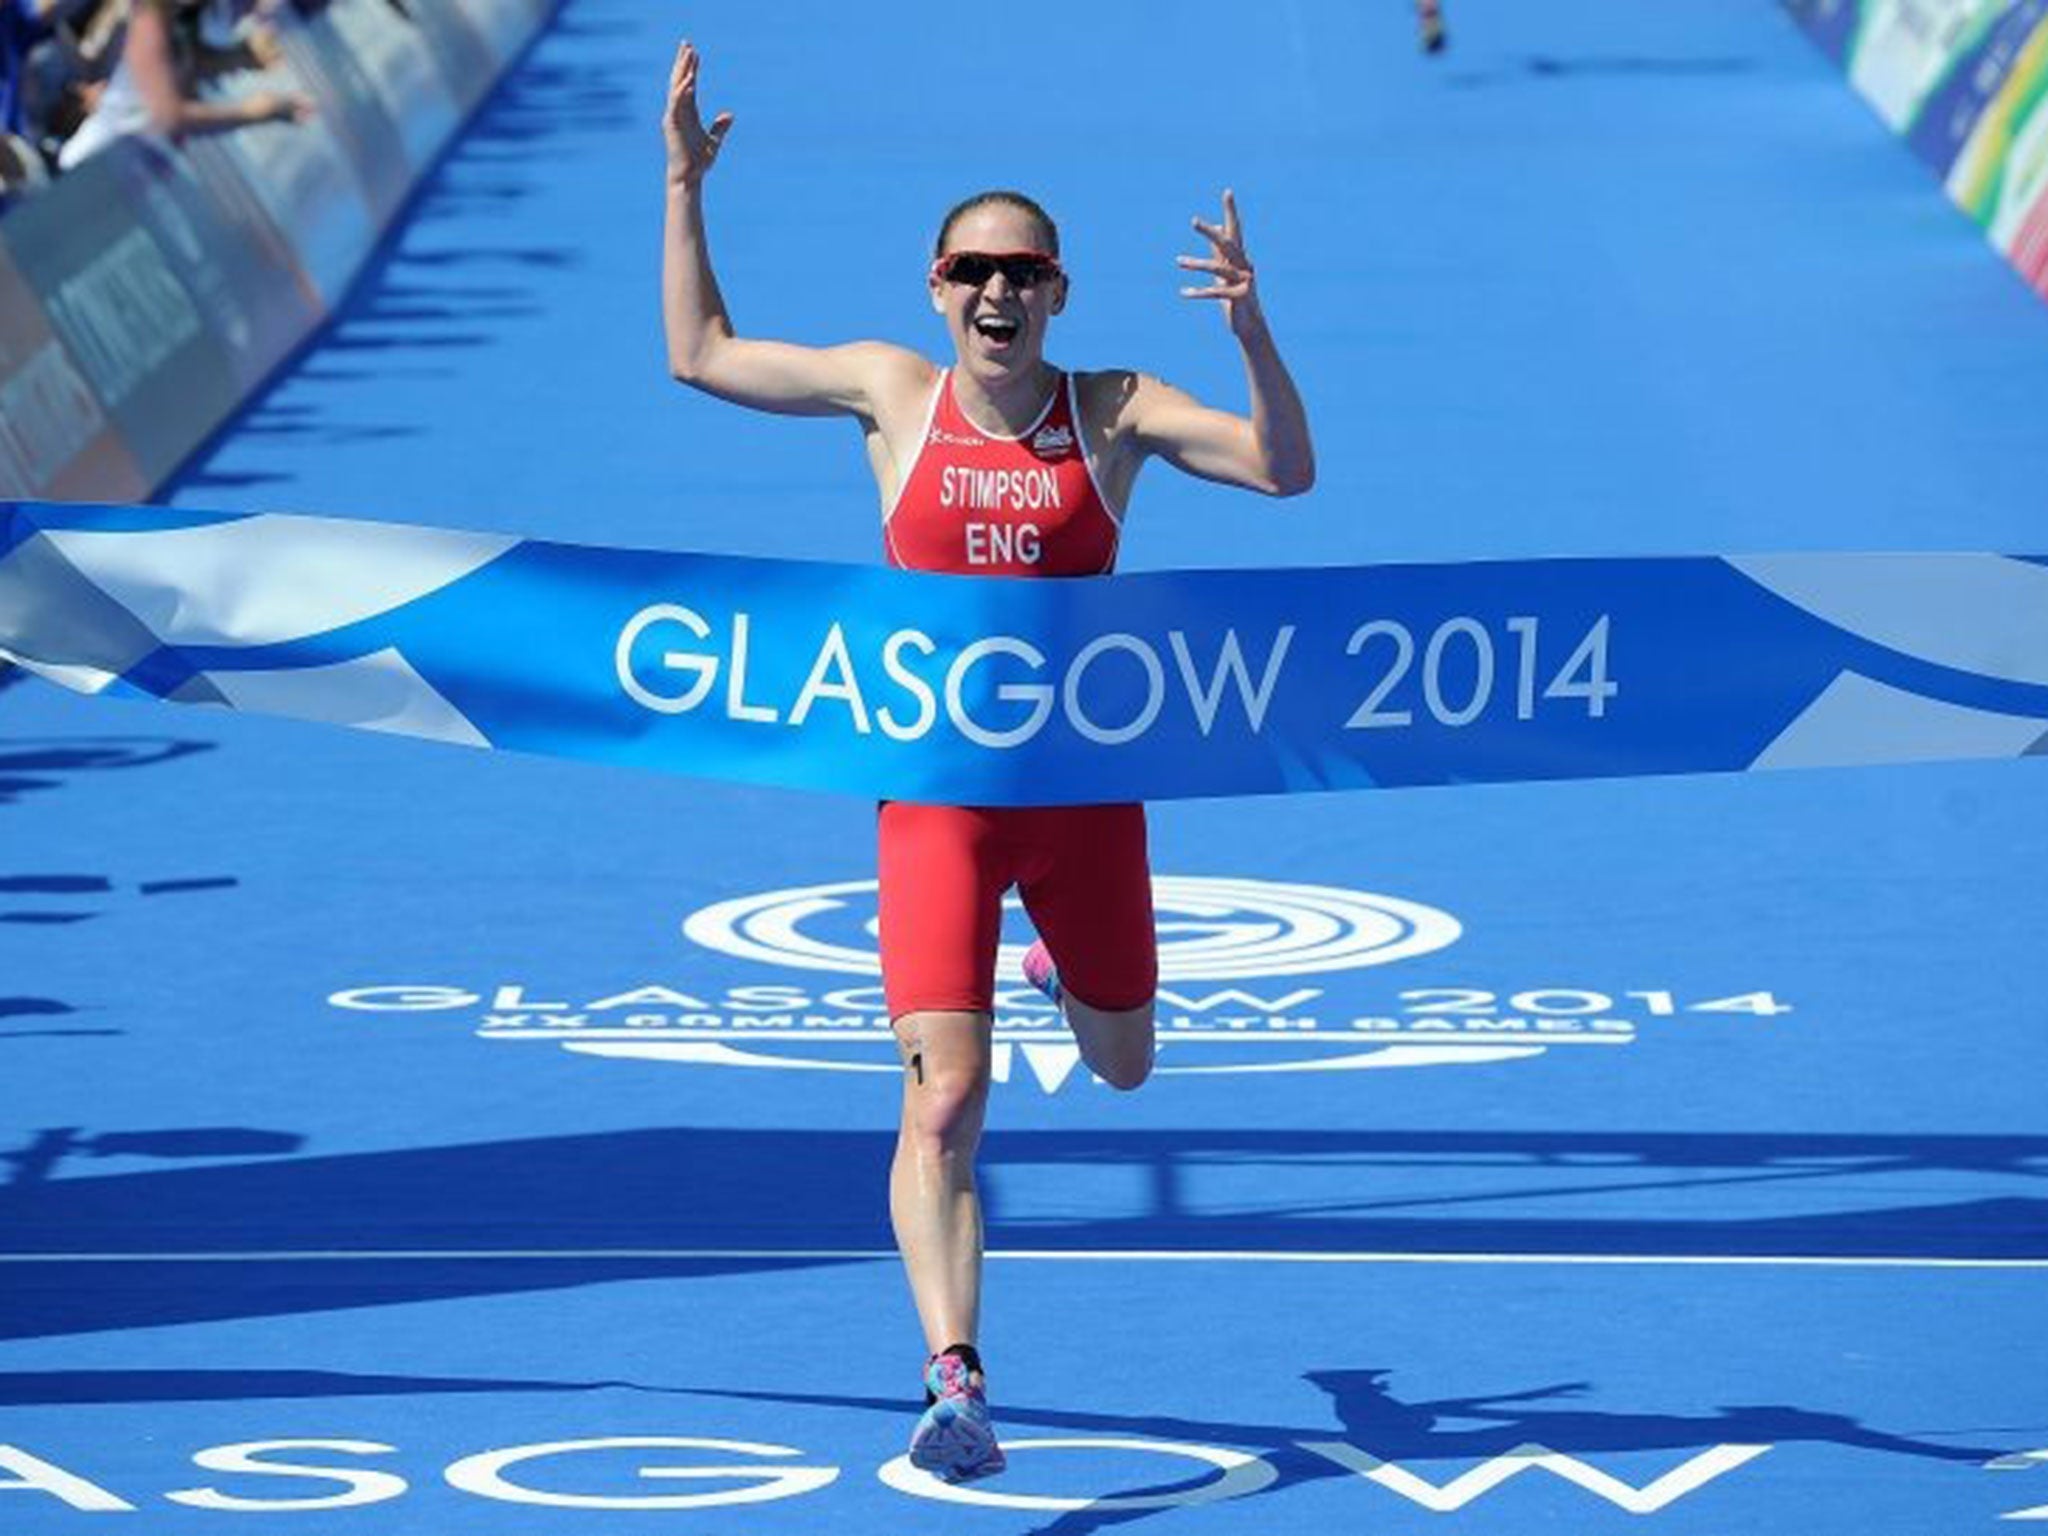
xmin=4 ymin=499 xmax=2046 ymax=802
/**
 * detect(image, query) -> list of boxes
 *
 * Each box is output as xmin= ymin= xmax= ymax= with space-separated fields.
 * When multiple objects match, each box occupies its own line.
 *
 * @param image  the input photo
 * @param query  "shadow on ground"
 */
xmin=1 ymin=1126 xmax=2041 ymax=1341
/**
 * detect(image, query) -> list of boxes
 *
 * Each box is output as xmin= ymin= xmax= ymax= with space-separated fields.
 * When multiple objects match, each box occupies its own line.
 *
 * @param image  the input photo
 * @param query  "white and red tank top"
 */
xmin=885 ymin=369 xmax=1121 ymax=576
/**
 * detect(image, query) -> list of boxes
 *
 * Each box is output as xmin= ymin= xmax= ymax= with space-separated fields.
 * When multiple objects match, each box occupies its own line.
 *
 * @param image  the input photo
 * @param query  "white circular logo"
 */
xmin=682 ymin=875 xmax=1459 ymax=980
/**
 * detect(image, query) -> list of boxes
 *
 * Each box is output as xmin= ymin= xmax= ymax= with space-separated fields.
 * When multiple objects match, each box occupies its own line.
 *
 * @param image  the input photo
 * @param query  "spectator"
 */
xmin=1 ymin=0 xmax=50 ymax=138
xmin=192 ymin=0 xmax=284 ymax=76
xmin=0 ymin=132 xmax=43 ymax=197
xmin=2 ymin=0 xmax=122 ymax=188
xmin=1416 ymin=0 xmax=1446 ymax=53
xmin=56 ymin=0 xmax=309 ymax=171
xmin=2 ymin=0 xmax=58 ymax=191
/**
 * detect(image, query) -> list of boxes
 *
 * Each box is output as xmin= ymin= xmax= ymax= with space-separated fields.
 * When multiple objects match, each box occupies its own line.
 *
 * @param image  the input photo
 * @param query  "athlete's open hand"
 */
xmin=1178 ymin=190 xmax=1262 ymax=334
xmin=663 ymin=41 xmax=733 ymax=185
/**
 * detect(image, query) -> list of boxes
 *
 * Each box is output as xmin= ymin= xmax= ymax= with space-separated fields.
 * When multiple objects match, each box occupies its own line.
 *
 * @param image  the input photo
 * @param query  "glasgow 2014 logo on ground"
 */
xmin=329 ymin=874 xmax=1794 ymax=1091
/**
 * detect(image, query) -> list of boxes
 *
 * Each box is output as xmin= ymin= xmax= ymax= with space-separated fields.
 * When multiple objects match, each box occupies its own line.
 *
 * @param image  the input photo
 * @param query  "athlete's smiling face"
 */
xmin=930 ymin=202 xmax=1066 ymax=380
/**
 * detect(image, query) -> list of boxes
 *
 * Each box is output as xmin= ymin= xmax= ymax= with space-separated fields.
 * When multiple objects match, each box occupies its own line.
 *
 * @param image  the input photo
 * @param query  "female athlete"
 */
xmin=660 ymin=40 xmax=1314 ymax=1483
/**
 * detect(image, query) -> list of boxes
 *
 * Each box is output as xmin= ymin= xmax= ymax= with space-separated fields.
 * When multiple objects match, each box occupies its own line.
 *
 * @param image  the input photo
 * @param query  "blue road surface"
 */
xmin=4 ymin=0 xmax=2047 ymax=1532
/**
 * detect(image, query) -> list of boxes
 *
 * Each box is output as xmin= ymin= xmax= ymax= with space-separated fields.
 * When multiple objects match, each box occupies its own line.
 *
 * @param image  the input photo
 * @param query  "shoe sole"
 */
xmin=910 ymin=1412 xmax=1006 ymax=1483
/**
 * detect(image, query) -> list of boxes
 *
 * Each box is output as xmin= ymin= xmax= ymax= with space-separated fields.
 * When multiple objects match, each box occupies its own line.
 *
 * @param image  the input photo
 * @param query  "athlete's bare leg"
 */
xmin=1061 ymin=997 xmax=1156 ymax=1091
xmin=890 ymin=1009 xmax=993 ymax=1354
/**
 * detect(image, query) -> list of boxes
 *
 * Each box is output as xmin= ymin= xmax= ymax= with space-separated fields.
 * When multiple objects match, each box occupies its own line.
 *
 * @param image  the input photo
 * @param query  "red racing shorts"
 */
xmin=877 ymin=801 xmax=1158 ymax=1019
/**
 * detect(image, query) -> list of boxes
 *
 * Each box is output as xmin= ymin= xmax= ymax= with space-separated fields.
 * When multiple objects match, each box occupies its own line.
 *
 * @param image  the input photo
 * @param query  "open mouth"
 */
xmin=972 ymin=315 xmax=1021 ymax=346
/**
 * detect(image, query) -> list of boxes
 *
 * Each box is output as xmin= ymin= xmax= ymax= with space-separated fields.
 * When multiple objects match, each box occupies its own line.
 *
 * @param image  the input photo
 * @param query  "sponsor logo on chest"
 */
xmin=1031 ymin=421 xmax=1074 ymax=455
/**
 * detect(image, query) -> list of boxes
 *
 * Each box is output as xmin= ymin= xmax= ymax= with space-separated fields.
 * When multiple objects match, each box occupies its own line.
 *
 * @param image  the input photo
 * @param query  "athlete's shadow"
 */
xmin=667 ymin=1366 xmax=2011 ymax=1536
xmin=1297 ymin=1367 xmax=2005 ymax=1465
xmin=1045 ymin=1366 xmax=2012 ymax=1536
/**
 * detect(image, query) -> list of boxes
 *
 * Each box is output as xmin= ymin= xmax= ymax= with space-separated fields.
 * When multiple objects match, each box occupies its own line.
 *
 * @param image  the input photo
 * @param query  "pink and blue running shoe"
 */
xmin=1021 ymin=939 xmax=1063 ymax=1007
xmin=908 ymin=1351 xmax=1007 ymax=1483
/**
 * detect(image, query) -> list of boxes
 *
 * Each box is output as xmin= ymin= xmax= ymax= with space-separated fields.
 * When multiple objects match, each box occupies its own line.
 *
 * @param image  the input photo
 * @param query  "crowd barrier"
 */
xmin=0 ymin=0 xmax=556 ymax=500
xmin=1788 ymin=0 xmax=2048 ymax=299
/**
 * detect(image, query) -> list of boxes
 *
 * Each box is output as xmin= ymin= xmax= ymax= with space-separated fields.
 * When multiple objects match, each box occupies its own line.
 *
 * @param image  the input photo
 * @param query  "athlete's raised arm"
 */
xmin=661 ymin=42 xmax=927 ymax=417
xmin=1123 ymin=191 xmax=1315 ymax=497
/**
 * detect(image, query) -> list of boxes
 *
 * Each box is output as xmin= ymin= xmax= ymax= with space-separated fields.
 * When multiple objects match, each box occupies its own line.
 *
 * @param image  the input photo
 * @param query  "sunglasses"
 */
xmin=931 ymin=250 xmax=1064 ymax=289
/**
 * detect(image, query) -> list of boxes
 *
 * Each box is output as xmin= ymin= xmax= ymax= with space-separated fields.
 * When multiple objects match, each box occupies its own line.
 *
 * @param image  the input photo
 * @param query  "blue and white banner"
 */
xmin=3 ymin=500 xmax=2046 ymax=803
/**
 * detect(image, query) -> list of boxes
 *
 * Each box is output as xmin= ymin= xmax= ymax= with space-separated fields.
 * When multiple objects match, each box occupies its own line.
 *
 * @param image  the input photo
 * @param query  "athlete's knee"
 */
xmin=1096 ymin=1034 xmax=1155 ymax=1091
xmin=906 ymin=1060 xmax=988 ymax=1145
xmin=893 ymin=1016 xmax=990 ymax=1148
xmin=1080 ymin=998 xmax=1155 ymax=1091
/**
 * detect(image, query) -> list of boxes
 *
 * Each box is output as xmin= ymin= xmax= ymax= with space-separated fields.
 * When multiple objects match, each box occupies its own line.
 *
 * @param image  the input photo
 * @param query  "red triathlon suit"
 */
xmin=878 ymin=367 xmax=1158 ymax=1019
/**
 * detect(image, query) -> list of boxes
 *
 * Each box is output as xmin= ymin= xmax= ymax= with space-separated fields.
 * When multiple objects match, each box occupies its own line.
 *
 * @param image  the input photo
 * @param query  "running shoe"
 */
xmin=1021 ymin=938 xmax=1064 ymax=1007
xmin=908 ymin=1352 xmax=1007 ymax=1483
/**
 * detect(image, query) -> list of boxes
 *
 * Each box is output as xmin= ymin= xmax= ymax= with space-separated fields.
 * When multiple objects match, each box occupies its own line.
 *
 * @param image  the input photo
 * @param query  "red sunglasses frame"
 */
xmin=930 ymin=250 xmax=1066 ymax=288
